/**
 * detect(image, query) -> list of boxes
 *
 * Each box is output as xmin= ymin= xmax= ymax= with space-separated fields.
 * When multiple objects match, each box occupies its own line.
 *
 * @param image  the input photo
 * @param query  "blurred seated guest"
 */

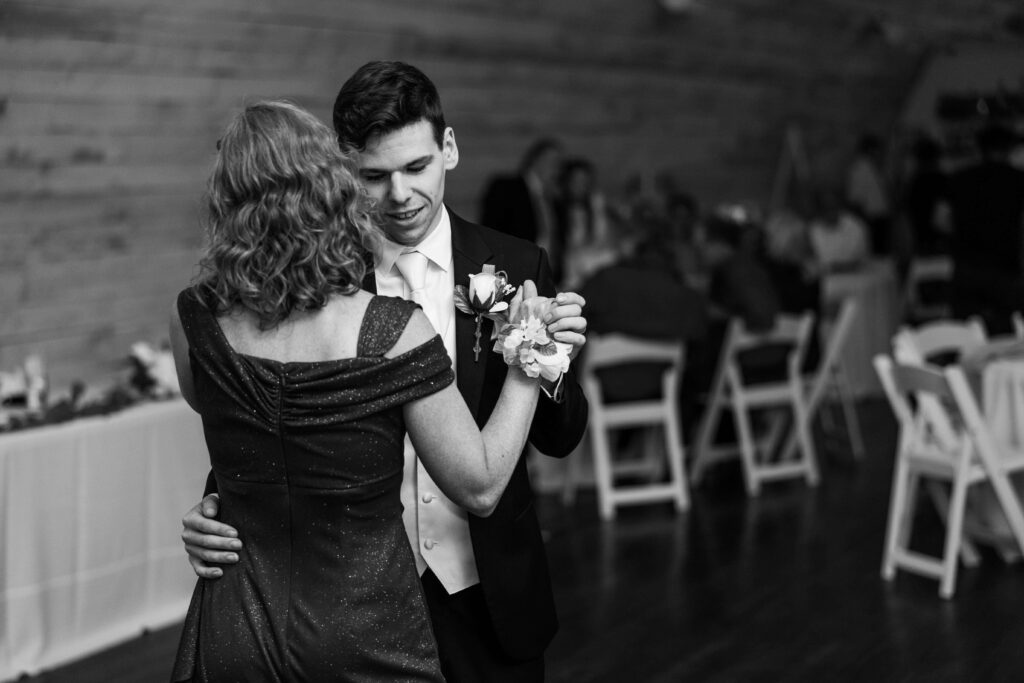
xmin=762 ymin=201 xmax=823 ymax=370
xmin=845 ymin=133 xmax=892 ymax=255
xmin=480 ymin=137 xmax=565 ymax=280
xmin=665 ymin=191 xmax=705 ymax=287
xmin=554 ymin=157 xmax=613 ymax=288
xmin=902 ymin=134 xmax=951 ymax=256
xmin=580 ymin=218 xmax=708 ymax=404
xmin=808 ymin=188 xmax=870 ymax=272
xmin=948 ymin=123 xmax=1024 ymax=334
xmin=702 ymin=204 xmax=780 ymax=332
xmin=681 ymin=205 xmax=789 ymax=435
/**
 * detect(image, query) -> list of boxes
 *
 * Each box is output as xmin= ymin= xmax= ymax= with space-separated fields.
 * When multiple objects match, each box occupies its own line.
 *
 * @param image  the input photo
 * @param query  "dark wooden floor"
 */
xmin=22 ymin=399 xmax=1024 ymax=683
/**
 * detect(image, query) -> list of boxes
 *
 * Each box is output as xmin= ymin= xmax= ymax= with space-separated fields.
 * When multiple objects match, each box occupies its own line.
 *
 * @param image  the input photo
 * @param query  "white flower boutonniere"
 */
xmin=454 ymin=264 xmax=517 ymax=361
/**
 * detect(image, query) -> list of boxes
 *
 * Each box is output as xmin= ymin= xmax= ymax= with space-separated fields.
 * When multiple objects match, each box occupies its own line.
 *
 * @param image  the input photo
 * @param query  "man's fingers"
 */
xmin=547 ymin=315 xmax=587 ymax=335
xmin=187 ymin=555 xmax=225 ymax=579
xmin=200 ymin=493 xmax=220 ymax=518
xmin=554 ymin=292 xmax=586 ymax=307
xmin=182 ymin=512 xmax=240 ymax=538
xmin=546 ymin=307 xmax=584 ymax=329
xmin=185 ymin=542 xmax=240 ymax=565
xmin=552 ymin=330 xmax=587 ymax=347
xmin=182 ymin=524 xmax=243 ymax=550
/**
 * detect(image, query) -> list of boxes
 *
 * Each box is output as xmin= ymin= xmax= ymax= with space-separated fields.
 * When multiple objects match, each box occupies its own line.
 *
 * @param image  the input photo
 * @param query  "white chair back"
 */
xmin=902 ymin=255 xmax=953 ymax=322
xmin=892 ymin=319 xmax=987 ymax=366
xmin=563 ymin=333 xmax=689 ymax=519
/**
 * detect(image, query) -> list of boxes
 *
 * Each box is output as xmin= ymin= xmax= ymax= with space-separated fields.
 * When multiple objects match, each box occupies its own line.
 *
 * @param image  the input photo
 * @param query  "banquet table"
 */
xmin=822 ymin=259 xmax=900 ymax=397
xmin=0 ymin=399 xmax=209 ymax=681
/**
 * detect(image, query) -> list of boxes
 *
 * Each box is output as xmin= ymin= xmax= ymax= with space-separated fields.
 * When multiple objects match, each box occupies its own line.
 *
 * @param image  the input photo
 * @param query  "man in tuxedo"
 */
xmin=180 ymin=61 xmax=589 ymax=682
xmin=480 ymin=138 xmax=566 ymax=282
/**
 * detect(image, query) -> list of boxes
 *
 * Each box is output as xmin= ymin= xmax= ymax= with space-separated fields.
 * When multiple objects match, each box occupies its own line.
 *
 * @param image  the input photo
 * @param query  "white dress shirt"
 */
xmin=374 ymin=207 xmax=480 ymax=594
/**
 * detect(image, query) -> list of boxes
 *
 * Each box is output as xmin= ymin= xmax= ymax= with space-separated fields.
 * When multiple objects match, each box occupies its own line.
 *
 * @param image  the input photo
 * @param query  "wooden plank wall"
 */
xmin=1 ymin=0 xmax=1019 ymax=389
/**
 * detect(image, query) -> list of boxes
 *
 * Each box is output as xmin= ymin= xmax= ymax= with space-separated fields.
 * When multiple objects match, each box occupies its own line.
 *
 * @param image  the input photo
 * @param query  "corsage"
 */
xmin=493 ymin=295 xmax=572 ymax=396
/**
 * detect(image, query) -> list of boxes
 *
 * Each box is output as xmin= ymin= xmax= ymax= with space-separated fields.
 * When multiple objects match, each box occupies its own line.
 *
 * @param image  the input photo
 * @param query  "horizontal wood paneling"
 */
xmin=0 ymin=0 xmax=1018 ymax=387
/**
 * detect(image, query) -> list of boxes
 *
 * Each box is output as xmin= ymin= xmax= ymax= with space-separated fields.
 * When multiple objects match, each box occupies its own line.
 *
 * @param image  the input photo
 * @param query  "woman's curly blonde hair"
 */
xmin=195 ymin=100 xmax=381 ymax=329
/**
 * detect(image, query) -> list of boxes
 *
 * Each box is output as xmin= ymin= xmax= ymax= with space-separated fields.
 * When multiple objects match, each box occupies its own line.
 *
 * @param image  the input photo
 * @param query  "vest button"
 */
xmin=422 ymin=493 xmax=434 ymax=504
xmin=423 ymin=539 xmax=436 ymax=550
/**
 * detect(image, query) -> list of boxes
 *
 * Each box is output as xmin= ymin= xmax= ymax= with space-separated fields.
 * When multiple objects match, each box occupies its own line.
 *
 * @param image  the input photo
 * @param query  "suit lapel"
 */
xmin=451 ymin=209 xmax=496 ymax=420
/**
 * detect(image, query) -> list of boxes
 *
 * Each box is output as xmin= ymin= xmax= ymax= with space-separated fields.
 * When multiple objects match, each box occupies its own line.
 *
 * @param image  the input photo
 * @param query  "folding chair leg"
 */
xmin=939 ymin=472 xmax=971 ymax=599
xmin=663 ymin=407 xmax=690 ymax=511
xmin=792 ymin=392 xmax=820 ymax=487
xmin=927 ymin=480 xmax=982 ymax=567
xmin=730 ymin=399 xmax=761 ymax=496
xmin=882 ymin=456 xmax=912 ymax=581
xmin=834 ymin=363 xmax=866 ymax=460
xmin=987 ymin=471 xmax=1024 ymax=559
xmin=561 ymin=435 xmax=582 ymax=506
xmin=691 ymin=400 xmax=722 ymax=485
xmin=590 ymin=426 xmax=617 ymax=521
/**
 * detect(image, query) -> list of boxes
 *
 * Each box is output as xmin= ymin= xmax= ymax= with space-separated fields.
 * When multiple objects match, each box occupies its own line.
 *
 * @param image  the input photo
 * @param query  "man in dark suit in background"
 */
xmin=179 ymin=61 xmax=589 ymax=682
xmin=480 ymin=138 xmax=566 ymax=282
xmin=948 ymin=124 xmax=1024 ymax=334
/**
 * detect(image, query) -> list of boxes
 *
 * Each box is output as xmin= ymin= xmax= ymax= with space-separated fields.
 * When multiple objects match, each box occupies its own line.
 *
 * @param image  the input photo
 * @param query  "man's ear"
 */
xmin=442 ymin=127 xmax=459 ymax=171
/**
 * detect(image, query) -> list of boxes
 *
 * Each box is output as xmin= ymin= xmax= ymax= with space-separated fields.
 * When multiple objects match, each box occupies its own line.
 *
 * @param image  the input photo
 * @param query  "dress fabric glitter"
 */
xmin=171 ymin=289 xmax=453 ymax=682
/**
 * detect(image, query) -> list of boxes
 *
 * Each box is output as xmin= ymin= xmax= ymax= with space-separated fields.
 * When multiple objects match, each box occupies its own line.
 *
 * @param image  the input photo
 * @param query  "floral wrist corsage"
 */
xmin=493 ymin=296 xmax=572 ymax=393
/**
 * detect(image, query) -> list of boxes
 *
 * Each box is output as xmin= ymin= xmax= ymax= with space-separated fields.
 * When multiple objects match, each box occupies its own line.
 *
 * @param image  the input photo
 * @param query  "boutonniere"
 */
xmin=454 ymin=264 xmax=517 ymax=361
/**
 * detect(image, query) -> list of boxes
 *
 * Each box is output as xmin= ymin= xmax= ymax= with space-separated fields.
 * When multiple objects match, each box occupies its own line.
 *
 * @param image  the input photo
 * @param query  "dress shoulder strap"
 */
xmin=357 ymin=296 xmax=420 ymax=357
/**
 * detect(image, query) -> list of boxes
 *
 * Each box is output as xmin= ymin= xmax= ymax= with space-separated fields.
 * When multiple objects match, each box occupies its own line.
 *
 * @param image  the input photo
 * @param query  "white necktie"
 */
xmin=395 ymin=250 xmax=437 ymax=330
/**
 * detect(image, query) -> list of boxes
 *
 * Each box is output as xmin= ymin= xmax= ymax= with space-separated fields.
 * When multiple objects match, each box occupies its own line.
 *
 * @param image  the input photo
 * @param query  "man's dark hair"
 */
xmin=332 ymin=60 xmax=446 ymax=153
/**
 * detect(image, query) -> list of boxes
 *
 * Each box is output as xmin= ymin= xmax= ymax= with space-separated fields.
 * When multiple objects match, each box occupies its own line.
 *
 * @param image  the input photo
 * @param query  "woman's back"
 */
xmin=172 ymin=289 xmax=452 ymax=682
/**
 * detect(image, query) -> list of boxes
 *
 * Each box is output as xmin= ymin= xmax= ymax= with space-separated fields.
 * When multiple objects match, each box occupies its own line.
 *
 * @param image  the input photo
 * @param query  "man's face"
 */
xmin=355 ymin=119 xmax=458 ymax=247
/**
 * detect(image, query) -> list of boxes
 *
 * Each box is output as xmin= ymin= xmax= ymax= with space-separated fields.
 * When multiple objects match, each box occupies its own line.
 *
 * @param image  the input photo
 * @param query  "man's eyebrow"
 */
xmin=359 ymin=155 xmax=433 ymax=174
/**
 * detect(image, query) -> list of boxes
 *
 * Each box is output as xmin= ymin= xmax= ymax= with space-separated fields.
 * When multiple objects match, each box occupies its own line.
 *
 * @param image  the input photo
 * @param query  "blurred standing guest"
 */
xmin=553 ymin=157 xmax=612 ymax=288
xmin=846 ymin=133 xmax=893 ymax=255
xmin=481 ymin=138 xmax=565 ymax=280
xmin=808 ymin=188 xmax=870 ymax=273
xmin=902 ymin=134 xmax=951 ymax=256
xmin=947 ymin=124 xmax=1024 ymax=333
xmin=581 ymin=218 xmax=708 ymax=403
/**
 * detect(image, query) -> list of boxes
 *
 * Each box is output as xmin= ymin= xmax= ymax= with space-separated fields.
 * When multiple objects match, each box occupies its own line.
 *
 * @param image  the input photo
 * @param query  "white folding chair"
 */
xmin=892 ymin=318 xmax=987 ymax=367
xmin=690 ymin=312 xmax=819 ymax=496
xmin=1012 ymin=312 xmax=1024 ymax=340
xmin=874 ymin=355 xmax=1024 ymax=598
xmin=780 ymin=297 xmax=864 ymax=461
xmin=562 ymin=333 xmax=689 ymax=520
xmin=891 ymin=317 xmax=991 ymax=565
xmin=902 ymin=255 xmax=953 ymax=323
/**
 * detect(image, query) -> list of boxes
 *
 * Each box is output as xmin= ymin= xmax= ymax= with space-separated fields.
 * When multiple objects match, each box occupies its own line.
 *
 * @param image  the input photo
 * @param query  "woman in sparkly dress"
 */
xmin=170 ymin=101 xmax=541 ymax=682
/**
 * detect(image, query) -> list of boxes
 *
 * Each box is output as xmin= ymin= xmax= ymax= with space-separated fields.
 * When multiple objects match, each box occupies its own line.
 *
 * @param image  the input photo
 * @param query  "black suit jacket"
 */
xmin=204 ymin=209 xmax=589 ymax=661
xmin=372 ymin=209 xmax=588 ymax=660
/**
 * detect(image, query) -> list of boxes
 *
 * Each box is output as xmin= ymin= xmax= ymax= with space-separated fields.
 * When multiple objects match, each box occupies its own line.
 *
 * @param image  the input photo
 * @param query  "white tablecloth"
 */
xmin=0 ymin=400 xmax=209 ymax=680
xmin=823 ymin=260 xmax=900 ymax=396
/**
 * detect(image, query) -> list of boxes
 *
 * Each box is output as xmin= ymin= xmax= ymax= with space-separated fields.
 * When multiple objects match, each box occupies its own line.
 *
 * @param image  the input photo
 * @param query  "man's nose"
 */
xmin=388 ymin=173 xmax=411 ymax=203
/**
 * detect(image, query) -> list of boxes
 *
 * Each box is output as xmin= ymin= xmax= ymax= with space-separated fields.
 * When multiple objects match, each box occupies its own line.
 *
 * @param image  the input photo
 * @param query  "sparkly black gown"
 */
xmin=171 ymin=290 xmax=452 ymax=682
